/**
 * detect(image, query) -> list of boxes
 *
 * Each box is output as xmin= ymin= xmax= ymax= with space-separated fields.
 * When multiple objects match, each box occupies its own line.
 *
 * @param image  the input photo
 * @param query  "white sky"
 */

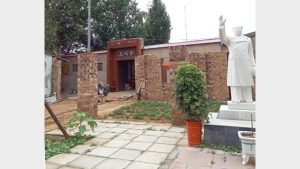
xmin=137 ymin=0 xmax=255 ymax=42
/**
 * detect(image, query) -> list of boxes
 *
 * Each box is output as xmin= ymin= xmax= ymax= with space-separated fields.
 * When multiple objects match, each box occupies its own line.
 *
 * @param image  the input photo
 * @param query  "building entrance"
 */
xmin=117 ymin=60 xmax=135 ymax=91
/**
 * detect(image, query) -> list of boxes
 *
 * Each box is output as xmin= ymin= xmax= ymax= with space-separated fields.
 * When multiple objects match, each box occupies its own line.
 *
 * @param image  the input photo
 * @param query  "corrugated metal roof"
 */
xmin=143 ymin=38 xmax=220 ymax=49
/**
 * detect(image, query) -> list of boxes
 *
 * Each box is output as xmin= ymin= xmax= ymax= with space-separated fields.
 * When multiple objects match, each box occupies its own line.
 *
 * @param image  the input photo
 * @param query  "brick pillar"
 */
xmin=77 ymin=53 xmax=98 ymax=118
xmin=51 ymin=57 xmax=61 ymax=99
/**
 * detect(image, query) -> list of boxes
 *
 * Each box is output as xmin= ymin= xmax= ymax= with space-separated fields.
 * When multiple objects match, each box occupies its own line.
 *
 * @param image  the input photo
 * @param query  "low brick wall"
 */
xmin=77 ymin=53 xmax=98 ymax=118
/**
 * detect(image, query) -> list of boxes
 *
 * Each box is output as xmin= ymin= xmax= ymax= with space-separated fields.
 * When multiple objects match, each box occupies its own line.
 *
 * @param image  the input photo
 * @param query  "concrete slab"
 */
xmin=218 ymin=105 xmax=256 ymax=121
xmin=148 ymin=143 xmax=175 ymax=153
xmin=84 ymin=138 xmax=109 ymax=146
xmin=107 ymin=128 xmax=128 ymax=133
xmin=117 ymin=124 xmax=137 ymax=129
xmin=126 ymin=162 xmax=159 ymax=169
xmin=46 ymin=153 xmax=80 ymax=165
xmin=45 ymin=162 xmax=61 ymax=169
xmin=162 ymin=132 xmax=184 ymax=138
xmin=142 ymin=130 xmax=165 ymax=137
xmin=114 ymin=133 xmax=139 ymax=141
xmin=135 ymin=151 xmax=168 ymax=164
xmin=156 ymin=137 xmax=179 ymax=145
xmin=102 ymin=140 xmax=130 ymax=148
xmin=167 ymin=127 xmax=186 ymax=133
xmin=68 ymin=155 xmax=105 ymax=169
xmin=96 ymin=132 xmax=119 ymax=139
xmin=174 ymin=151 xmax=213 ymax=167
xmin=124 ymin=141 xmax=153 ymax=151
xmin=125 ymin=129 xmax=144 ymax=135
xmin=168 ymin=162 xmax=188 ymax=169
xmin=87 ymin=146 xmax=119 ymax=157
xmin=132 ymin=125 xmax=153 ymax=130
xmin=93 ymin=158 xmax=131 ymax=169
xmin=94 ymin=127 xmax=110 ymax=132
xmin=104 ymin=123 xmax=120 ymax=128
xmin=177 ymin=139 xmax=188 ymax=146
xmin=70 ymin=145 xmax=95 ymax=154
xmin=84 ymin=130 xmax=102 ymax=136
xmin=133 ymin=135 xmax=158 ymax=143
xmin=59 ymin=166 xmax=82 ymax=169
xmin=151 ymin=125 xmax=171 ymax=131
xmin=110 ymin=149 xmax=142 ymax=160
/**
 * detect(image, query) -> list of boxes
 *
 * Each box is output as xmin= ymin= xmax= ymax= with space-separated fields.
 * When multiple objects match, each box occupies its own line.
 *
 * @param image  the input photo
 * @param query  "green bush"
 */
xmin=65 ymin=112 xmax=97 ymax=137
xmin=174 ymin=62 xmax=209 ymax=121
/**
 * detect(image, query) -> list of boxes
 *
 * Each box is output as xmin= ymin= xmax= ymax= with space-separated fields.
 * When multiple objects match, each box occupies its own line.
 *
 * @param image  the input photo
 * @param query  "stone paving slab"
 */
xmin=94 ymin=127 xmax=110 ymax=132
xmin=133 ymin=135 xmax=158 ymax=143
xmin=114 ymin=133 xmax=139 ymax=141
xmin=93 ymin=158 xmax=131 ymax=169
xmin=151 ymin=125 xmax=171 ymax=131
xmin=59 ymin=166 xmax=82 ymax=169
xmin=117 ymin=124 xmax=137 ymax=129
xmin=96 ymin=132 xmax=119 ymax=139
xmin=148 ymin=143 xmax=175 ymax=153
xmin=102 ymin=139 xmax=130 ymax=148
xmin=46 ymin=162 xmax=61 ymax=169
xmin=132 ymin=124 xmax=153 ymax=130
xmin=70 ymin=144 xmax=95 ymax=154
xmin=167 ymin=127 xmax=186 ymax=133
xmin=84 ymin=138 xmax=109 ymax=146
xmin=126 ymin=162 xmax=160 ymax=169
xmin=162 ymin=132 xmax=184 ymax=138
xmin=107 ymin=127 xmax=129 ymax=133
xmin=104 ymin=123 xmax=120 ymax=128
xmin=84 ymin=130 xmax=102 ymax=136
xmin=168 ymin=162 xmax=188 ymax=169
xmin=124 ymin=141 xmax=153 ymax=151
xmin=110 ymin=149 xmax=142 ymax=160
xmin=174 ymin=151 xmax=214 ymax=167
xmin=177 ymin=139 xmax=188 ymax=146
xmin=87 ymin=146 xmax=119 ymax=157
xmin=156 ymin=137 xmax=179 ymax=145
xmin=125 ymin=129 xmax=144 ymax=135
xmin=68 ymin=155 xmax=105 ymax=169
xmin=135 ymin=151 xmax=169 ymax=164
xmin=143 ymin=130 xmax=165 ymax=137
xmin=46 ymin=153 xmax=80 ymax=165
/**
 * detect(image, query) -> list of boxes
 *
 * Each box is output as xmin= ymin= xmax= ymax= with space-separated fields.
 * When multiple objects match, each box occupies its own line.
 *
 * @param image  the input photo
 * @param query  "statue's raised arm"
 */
xmin=219 ymin=15 xmax=230 ymax=46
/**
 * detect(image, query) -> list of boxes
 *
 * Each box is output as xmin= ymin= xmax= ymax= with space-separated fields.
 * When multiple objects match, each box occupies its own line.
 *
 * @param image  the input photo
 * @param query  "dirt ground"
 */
xmin=45 ymin=91 xmax=136 ymax=132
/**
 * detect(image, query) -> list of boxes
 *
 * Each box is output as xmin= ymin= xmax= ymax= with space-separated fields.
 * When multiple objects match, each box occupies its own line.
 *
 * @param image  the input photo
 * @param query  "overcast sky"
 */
xmin=137 ymin=0 xmax=255 ymax=42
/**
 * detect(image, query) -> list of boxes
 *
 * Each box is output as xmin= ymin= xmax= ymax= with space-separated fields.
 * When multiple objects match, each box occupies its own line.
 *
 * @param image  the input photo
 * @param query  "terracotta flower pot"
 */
xmin=186 ymin=120 xmax=202 ymax=146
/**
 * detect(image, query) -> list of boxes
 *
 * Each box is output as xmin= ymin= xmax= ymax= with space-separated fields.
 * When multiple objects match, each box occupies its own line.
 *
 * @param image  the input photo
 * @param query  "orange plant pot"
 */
xmin=186 ymin=120 xmax=203 ymax=146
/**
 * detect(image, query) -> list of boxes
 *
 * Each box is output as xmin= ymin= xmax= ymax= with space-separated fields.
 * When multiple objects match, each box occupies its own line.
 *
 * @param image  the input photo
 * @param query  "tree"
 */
xmin=45 ymin=0 xmax=87 ymax=55
xmin=92 ymin=0 xmax=148 ymax=50
xmin=145 ymin=0 xmax=171 ymax=45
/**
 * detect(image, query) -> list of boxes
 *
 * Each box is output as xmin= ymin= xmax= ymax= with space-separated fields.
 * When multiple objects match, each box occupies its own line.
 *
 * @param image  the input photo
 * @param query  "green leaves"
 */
xmin=174 ymin=62 xmax=209 ymax=121
xmin=65 ymin=112 xmax=98 ymax=137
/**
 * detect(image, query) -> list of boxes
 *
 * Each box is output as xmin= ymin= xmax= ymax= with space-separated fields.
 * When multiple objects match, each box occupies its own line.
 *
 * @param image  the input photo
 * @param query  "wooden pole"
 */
xmin=45 ymin=101 xmax=69 ymax=139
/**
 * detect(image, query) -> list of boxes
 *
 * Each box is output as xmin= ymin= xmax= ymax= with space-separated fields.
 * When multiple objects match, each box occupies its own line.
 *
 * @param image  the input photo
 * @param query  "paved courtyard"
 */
xmin=46 ymin=120 xmax=255 ymax=169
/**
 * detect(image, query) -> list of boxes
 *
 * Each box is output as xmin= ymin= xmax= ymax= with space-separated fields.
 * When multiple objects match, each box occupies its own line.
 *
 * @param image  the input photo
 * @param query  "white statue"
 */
xmin=219 ymin=15 xmax=256 ymax=103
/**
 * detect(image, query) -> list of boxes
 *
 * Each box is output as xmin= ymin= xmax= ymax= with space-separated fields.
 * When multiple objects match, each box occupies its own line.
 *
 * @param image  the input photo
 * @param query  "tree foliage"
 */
xmin=145 ymin=0 xmax=171 ymax=45
xmin=92 ymin=0 xmax=148 ymax=50
xmin=45 ymin=0 xmax=88 ymax=55
xmin=45 ymin=0 xmax=148 ymax=54
xmin=174 ymin=62 xmax=209 ymax=121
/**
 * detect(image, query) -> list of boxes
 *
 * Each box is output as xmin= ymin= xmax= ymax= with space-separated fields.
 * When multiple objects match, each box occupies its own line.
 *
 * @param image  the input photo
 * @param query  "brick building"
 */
xmin=57 ymin=32 xmax=255 ymax=101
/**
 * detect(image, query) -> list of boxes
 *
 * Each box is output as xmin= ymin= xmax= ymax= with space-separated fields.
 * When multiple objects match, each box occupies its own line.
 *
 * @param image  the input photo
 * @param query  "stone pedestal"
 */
xmin=218 ymin=101 xmax=256 ymax=121
xmin=77 ymin=53 xmax=98 ymax=118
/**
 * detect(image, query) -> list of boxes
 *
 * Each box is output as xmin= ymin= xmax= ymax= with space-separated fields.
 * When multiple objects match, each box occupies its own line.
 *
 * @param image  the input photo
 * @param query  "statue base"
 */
xmin=218 ymin=101 xmax=256 ymax=121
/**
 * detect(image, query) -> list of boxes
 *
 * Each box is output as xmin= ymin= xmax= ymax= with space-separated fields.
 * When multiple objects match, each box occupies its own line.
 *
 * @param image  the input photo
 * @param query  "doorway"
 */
xmin=117 ymin=60 xmax=135 ymax=91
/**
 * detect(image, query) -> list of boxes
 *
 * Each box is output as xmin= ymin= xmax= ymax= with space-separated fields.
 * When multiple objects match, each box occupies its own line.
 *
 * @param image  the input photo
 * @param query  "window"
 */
xmin=98 ymin=63 xmax=103 ymax=71
xmin=72 ymin=64 xmax=78 ymax=72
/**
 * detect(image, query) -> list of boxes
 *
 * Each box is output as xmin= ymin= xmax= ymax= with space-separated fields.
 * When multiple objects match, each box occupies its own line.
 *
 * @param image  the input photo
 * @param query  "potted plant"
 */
xmin=174 ymin=62 xmax=208 ymax=146
xmin=238 ymin=114 xmax=256 ymax=165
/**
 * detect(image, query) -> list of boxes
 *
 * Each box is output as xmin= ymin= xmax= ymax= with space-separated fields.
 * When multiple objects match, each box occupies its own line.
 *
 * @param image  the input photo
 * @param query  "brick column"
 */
xmin=51 ymin=57 xmax=61 ymax=99
xmin=77 ymin=53 xmax=98 ymax=118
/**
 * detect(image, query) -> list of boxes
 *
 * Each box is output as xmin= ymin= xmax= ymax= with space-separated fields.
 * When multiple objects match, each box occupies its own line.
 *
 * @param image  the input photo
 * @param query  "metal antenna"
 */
xmin=184 ymin=1 xmax=188 ymax=43
xmin=88 ymin=0 xmax=91 ymax=52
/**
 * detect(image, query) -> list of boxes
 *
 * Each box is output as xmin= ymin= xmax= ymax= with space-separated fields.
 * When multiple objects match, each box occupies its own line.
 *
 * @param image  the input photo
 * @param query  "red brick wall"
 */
xmin=77 ymin=53 xmax=98 ymax=118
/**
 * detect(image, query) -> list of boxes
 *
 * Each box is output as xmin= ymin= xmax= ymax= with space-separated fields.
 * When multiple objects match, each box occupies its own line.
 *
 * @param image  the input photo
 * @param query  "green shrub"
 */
xmin=174 ymin=62 xmax=209 ymax=121
xmin=65 ymin=112 xmax=97 ymax=136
